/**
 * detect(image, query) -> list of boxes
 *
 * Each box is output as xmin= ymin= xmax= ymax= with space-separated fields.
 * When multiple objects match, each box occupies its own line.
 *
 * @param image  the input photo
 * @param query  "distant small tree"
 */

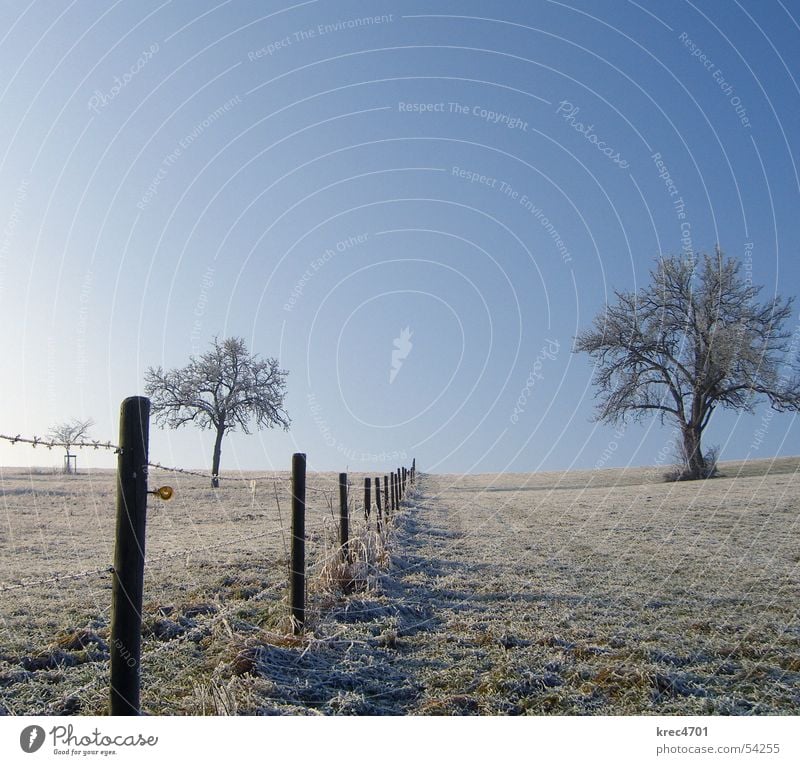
xmin=575 ymin=250 xmax=800 ymax=480
xmin=144 ymin=337 xmax=290 ymax=487
xmin=48 ymin=418 xmax=95 ymax=474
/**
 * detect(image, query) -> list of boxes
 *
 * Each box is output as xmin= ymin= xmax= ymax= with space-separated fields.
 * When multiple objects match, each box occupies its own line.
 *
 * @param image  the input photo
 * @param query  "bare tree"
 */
xmin=144 ymin=337 xmax=290 ymax=487
xmin=575 ymin=250 xmax=800 ymax=480
xmin=48 ymin=418 xmax=95 ymax=474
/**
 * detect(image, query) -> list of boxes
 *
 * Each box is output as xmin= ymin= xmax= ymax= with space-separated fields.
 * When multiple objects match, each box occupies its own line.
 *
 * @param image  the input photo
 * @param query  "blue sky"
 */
xmin=1 ymin=0 xmax=798 ymax=474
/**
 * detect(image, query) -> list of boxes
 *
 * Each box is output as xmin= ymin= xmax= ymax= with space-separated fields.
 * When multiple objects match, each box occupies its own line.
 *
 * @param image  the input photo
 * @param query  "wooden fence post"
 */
xmin=391 ymin=473 xmax=396 ymax=513
xmin=375 ymin=476 xmax=383 ymax=535
xmin=290 ymin=453 xmax=306 ymax=634
xmin=383 ymin=475 xmax=389 ymax=518
xmin=412 ymin=458 xmax=416 ymax=483
xmin=110 ymin=396 xmax=150 ymax=716
xmin=364 ymin=477 xmax=371 ymax=522
xmin=338 ymin=472 xmax=349 ymax=562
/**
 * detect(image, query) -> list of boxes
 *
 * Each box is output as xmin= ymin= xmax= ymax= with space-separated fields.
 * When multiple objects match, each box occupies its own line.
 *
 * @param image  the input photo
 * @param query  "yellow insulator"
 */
xmin=151 ymin=486 xmax=174 ymax=500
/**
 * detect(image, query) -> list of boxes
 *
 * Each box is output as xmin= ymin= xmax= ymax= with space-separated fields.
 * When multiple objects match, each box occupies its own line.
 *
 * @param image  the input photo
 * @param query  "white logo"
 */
xmin=390 ymin=327 xmax=413 ymax=383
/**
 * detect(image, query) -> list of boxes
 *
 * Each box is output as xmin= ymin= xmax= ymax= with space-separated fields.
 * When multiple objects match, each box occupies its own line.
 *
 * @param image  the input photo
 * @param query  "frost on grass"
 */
xmin=1 ymin=461 xmax=799 ymax=714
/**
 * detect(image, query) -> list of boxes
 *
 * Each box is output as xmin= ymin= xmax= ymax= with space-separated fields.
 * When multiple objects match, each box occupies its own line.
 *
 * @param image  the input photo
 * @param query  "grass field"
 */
xmin=1 ymin=457 xmax=798 ymax=715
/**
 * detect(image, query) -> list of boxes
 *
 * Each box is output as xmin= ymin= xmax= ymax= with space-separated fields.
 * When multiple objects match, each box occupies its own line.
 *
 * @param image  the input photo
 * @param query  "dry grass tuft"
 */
xmin=53 ymin=628 xmax=108 ymax=652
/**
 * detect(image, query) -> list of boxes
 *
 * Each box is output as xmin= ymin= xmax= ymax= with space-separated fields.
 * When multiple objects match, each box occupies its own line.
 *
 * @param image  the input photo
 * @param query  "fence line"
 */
xmin=0 ymin=402 xmax=418 ymax=715
xmin=1 ymin=431 xmax=351 ymax=501
xmin=0 ymin=431 xmax=325 ymax=487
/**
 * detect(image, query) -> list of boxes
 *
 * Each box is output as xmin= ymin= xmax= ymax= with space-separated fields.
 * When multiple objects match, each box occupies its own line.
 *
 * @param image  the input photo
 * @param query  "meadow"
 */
xmin=1 ymin=457 xmax=798 ymax=715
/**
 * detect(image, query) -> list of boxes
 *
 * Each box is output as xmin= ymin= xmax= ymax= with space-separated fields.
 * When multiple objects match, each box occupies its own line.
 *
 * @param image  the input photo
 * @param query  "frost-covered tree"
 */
xmin=575 ymin=250 xmax=800 ymax=480
xmin=48 ymin=418 xmax=95 ymax=473
xmin=145 ymin=337 xmax=290 ymax=487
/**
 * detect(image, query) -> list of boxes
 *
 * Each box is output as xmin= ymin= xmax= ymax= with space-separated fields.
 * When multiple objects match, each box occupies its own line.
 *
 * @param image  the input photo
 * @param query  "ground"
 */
xmin=1 ymin=458 xmax=798 ymax=715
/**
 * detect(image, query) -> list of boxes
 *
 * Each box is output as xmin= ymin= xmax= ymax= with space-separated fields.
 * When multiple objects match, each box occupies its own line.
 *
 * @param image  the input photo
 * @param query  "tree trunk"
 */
xmin=211 ymin=423 xmax=224 ymax=488
xmin=682 ymin=424 xmax=706 ymax=480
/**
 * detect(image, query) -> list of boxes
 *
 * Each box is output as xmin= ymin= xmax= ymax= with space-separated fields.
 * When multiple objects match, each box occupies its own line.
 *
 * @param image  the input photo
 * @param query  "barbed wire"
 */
xmin=0 ymin=564 xmax=113 ymax=593
xmin=0 ymin=431 xmax=363 ymax=497
xmin=0 ymin=434 xmax=326 ymax=489
xmin=145 ymin=461 xmax=221 ymax=481
xmin=0 ymin=529 xmax=289 ymax=594
xmin=0 ymin=491 xmax=362 ymax=596
xmin=146 ymin=460 xmax=295 ymax=483
xmin=0 ymin=433 xmax=119 ymax=451
xmin=0 ymin=530 xmax=288 ymax=594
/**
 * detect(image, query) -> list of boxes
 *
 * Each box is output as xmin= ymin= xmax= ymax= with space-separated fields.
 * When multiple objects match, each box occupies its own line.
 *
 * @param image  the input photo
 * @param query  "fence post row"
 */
xmin=109 ymin=396 xmax=150 ymax=716
xmin=338 ymin=472 xmax=348 ymax=563
xmin=58 ymin=406 xmax=415 ymax=711
xmin=290 ymin=453 xmax=306 ymax=634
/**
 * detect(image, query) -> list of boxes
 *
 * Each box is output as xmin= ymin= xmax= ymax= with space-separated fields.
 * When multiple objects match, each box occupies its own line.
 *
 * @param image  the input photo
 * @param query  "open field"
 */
xmin=1 ymin=458 xmax=799 ymax=715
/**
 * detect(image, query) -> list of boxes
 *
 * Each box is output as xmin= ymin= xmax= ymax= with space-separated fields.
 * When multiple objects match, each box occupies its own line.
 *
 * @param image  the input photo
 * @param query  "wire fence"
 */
xmin=0 ymin=403 xmax=417 ymax=715
xmin=0 ymin=433 xmax=119 ymax=451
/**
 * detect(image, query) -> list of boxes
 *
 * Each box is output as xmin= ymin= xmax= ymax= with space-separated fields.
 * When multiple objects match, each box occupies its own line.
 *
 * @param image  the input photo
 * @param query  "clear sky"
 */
xmin=1 ymin=0 xmax=798 ymax=475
